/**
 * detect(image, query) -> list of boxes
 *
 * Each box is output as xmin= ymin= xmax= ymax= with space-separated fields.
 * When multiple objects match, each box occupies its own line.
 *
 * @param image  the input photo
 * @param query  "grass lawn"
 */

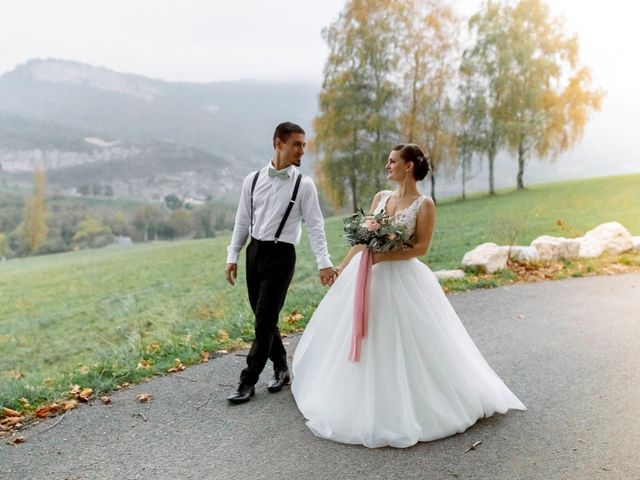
xmin=1 ymin=173 xmax=639 ymax=411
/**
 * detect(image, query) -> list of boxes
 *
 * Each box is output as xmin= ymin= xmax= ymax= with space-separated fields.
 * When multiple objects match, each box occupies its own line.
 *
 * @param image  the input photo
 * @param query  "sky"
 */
xmin=1 ymin=0 xmax=639 ymax=190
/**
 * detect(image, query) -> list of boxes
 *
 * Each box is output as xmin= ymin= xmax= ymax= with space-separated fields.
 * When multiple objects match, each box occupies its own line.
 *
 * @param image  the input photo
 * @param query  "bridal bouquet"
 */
xmin=343 ymin=209 xmax=411 ymax=252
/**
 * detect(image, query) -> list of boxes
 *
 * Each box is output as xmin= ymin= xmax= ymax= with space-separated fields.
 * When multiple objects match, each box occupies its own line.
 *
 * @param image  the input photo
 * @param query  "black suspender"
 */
xmin=250 ymin=170 xmax=260 ymax=235
xmin=274 ymin=173 xmax=303 ymax=242
xmin=249 ymin=170 xmax=303 ymax=242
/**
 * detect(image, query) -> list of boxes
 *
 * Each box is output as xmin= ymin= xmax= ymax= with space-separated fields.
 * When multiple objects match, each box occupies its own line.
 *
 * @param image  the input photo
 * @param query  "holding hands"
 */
xmin=319 ymin=267 xmax=340 ymax=287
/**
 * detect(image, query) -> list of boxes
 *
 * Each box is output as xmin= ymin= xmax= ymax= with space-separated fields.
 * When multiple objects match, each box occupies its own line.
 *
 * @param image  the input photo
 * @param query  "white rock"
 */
xmin=633 ymin=236 xmax=640 ymax=250
xmin=576 ymin=222 xmax=634 ymax=257
xmin=502 ymin=245 xmax=540 ymax=263
xmin=462 ymin=242 xmax=508 ymax=273
xmin=531 ymin=235 xmax=580 ymax=261
xmin=434 ymin=269 xmax=466 ymax=280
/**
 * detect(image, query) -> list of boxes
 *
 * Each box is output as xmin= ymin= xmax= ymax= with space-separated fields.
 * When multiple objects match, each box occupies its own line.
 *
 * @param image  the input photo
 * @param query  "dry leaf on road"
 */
xmin=135 ymin=393 xmax=154 ymax=403
xmin=168 ymin=358 xmax=186 ymax=373
xmin=2 ymin=407 xmax=21 ymax=418
xmin=7 ymin=435 xmax=26 ymax=446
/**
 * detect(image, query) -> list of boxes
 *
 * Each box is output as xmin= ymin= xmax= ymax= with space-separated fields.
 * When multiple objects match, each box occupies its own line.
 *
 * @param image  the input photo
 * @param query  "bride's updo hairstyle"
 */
xmin=392 ymin=143 xmax=431 ymax=181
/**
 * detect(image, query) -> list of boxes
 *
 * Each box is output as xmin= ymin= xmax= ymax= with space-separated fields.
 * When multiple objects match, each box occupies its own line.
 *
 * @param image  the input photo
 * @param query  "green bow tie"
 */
xmin=268 ymin=167 xmax=289 ymax=179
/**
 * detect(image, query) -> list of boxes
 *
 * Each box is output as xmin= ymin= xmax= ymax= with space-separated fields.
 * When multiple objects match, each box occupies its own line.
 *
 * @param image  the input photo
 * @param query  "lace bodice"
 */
xmin=373 ymin=190 xmax=425 ymax=238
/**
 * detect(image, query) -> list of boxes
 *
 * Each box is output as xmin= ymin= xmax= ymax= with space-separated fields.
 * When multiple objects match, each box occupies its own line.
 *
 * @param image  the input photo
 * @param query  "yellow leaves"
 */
xmin=1 ymin=369 xmax=24 ymax=379
xmin=61 ymin=400 xmax=79 ymax=411
xmin=146 ymin=342 xmax=161 ymax=354
xmin=70 ymin=385 xmax=93 ymax=402
xmin=194 ymin=305 xmax=224 ymax=320
xmin=216 ymin=329 xmax=230 ymax=343
xmin=167 ymin=358 xmax=186 ymax=373
xmin=7 ymin=435 xmax=26 ymax=446
xmin=137 ymin=360 xmax=152 ymax=370
xmin=1 ymin=407 xmax=23 ymax=432
xmin=200 ymin=351 xmax=210 ymax=363
xmin=2 ymin=407 xmax=21 ymax=418
xmin=135 ymin=393 xmax=153 ymax=403
xmin=36 ymin=404 xmax=59 ymax=419
xmin=283 ymin=309 xmax=303 ymax=325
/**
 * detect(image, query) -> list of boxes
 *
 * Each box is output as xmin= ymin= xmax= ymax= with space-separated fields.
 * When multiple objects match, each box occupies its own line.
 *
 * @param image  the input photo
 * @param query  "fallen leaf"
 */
xmin=70 ymin=386 xmax=93 ymax=402
xmin=100 ymin=396 xmax=112 ymax=405
xmin=60 ymin=399 xmax=79 ymax=411
xmin=135 ymin=393 xmax=154 ymax=403
xmin=18 ymin=398 xmax=30 ymax=408
xmin=283 ymin=309 xmax=303 ymax=325
xmin=216 ymin=350 xmax=229 ymax=355
xmin=168 ymin=358 xmax=186 ymax=373
xmin=200 ymin=351 xmax=210 ymax=363
xmin=216 ymin=329 xmax=230 ymax=343
xmin=1 ymin=369 xmax=23 ymax=379
xmin=35 ymin=403 xmax=60 ymax=418
xmin=517 ymin=314 xmax=525 ymax=319
xmin=0 ymin=416 xmax=23 ymax=427
xmin=137 ymin=360 xmax=152 ymax=370
xmin=146 ymin=342 xmax=161 ymax=354
xmin=7 ymin=435 xmax=26 ymax=446
xmin=2 ymin=407 xmax=21 ymax=418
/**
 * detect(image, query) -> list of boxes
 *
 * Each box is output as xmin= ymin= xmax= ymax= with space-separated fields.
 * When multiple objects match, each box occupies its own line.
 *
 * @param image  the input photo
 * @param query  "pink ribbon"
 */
xmin=349 ymin=248 xmax=372 ymax=362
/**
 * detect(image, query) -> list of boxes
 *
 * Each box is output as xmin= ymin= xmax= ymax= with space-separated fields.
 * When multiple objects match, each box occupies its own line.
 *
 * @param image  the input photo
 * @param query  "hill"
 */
xmin=1 ymin=173 xmax=639 ymax=409
xmin=0 ymin=58 xmax=319 ymax=200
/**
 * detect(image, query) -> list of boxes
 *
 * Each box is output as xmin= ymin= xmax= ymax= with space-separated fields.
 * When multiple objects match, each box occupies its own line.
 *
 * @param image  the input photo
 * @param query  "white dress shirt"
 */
xmin=226 ymin=162 xmax=333 ymax=270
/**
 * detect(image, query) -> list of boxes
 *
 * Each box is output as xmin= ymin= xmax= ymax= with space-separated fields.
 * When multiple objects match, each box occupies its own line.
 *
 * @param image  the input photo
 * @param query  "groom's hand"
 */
xmin=225 ymin=263 xmax=238 ymax=286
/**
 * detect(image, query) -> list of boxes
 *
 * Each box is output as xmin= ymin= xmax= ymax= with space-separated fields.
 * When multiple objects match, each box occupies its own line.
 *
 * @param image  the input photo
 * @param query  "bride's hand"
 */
xmin=371 ymin=252 xmax=383 ymax=265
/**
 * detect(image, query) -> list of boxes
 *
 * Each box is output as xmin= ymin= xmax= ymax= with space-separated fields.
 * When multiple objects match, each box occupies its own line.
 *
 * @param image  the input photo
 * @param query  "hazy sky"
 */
xmin=0 ymin=0 xmax=637 ymax=89
xmin=1 ymin=0 xmax=638 ymax=189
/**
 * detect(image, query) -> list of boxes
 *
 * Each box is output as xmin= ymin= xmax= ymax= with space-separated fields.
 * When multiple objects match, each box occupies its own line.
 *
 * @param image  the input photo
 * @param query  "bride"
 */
xmin=291 ymin=143 xmax=526 ymax=448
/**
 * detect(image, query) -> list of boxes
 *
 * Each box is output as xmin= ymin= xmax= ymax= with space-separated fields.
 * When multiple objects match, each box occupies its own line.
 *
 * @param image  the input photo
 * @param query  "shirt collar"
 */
xmin=267 ymin=159 xmax=296 ymax=178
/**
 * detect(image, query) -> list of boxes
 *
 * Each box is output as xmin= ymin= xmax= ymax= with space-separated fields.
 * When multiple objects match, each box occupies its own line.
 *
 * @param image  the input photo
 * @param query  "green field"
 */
xmin=1 ymin=173 xmax=639 ymax=410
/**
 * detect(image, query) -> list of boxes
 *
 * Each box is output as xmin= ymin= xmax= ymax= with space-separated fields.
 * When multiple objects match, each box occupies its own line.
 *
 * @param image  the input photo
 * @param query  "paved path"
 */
xmin=2 ymin=273 xmax=639 ymax=480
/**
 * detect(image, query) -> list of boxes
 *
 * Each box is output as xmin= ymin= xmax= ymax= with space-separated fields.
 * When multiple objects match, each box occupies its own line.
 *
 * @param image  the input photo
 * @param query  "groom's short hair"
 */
xmin=273 ymin=122 xmax=305 ymax=148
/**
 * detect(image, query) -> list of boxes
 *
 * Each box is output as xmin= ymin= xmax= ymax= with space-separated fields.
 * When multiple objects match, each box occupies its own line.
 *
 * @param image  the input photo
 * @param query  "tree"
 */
xmin=73 ymin=217 xmax=113 ymax=249
xmin=314 ymin=0 xmax=400 ymax=211
xmin=169 ymin=208 xmax=192 ymax=238
xmin=0 ymin=233 xmax=9 ymax=260
xmin=21 ymin=168 xmax=48 ymax=254
xmin=504 ymin=0 xmax=604 ymax=189
xmin=461 ymin=0 xmax=513 ymax=195
xmin=164 ymin=194 xmax=183 ymax=210
xmin=133 ymin=204 xmax=166 ymax=241
xmin=397 ymin=0 xmax=460 ymax=203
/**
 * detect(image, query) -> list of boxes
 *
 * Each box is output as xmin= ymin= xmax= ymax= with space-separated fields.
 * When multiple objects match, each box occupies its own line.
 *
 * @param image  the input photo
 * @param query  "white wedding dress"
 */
xmin=292 ymin=191 xmax=526 ymax=448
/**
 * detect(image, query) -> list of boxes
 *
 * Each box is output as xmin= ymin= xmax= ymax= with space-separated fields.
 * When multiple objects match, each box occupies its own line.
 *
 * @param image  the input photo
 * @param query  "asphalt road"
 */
xmin=2 ymin=273 xmax=639 ymax=480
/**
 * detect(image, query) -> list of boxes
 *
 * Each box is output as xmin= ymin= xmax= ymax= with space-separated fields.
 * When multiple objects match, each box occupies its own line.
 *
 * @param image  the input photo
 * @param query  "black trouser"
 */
xmin=239 ymin=238 xmax=296 ymax=386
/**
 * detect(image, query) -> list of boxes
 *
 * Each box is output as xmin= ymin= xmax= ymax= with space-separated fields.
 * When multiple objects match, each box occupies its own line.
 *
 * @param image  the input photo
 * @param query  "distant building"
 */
xmin=184 ymin=196 xmax=206 ymax=207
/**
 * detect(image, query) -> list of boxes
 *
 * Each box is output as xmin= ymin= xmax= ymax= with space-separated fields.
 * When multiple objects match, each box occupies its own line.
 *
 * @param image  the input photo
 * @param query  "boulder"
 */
xmin=576 ymin=222 xmax=634 ymax=258
xmin=434 ymin=269 xmax=466 ymax=281
xmin=462 ymin=242 xmax=508 ymax=273
xmin=502 ymin=245 xmax=540 ymax=263
xmin=633 ymin=236 xmax=640 ymax=250
xmin=531 ymin=235 xmax=580 ymax=261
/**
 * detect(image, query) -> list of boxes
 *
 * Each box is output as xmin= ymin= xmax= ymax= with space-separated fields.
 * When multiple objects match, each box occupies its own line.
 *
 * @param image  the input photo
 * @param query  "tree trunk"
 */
xmin=461 ymin=158 xmax=467 ymax=200
xmin=516 ymin=139 xmax=525 ymax=190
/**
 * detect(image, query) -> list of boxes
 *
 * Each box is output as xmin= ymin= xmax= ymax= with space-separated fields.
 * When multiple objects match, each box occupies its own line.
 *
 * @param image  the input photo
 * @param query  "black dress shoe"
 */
xmin=227 ymin=383 xmax=255 ymax=404
xmin=267 ymin=369 xmax=291 ymax=393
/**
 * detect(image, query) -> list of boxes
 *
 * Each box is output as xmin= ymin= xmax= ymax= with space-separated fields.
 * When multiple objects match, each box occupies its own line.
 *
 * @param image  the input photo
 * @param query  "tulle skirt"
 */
xmin=292 ymin=253 xmax=526 ymax=448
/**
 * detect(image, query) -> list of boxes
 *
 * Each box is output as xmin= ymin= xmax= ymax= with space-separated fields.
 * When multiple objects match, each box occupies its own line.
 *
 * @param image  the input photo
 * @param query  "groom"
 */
xmin=224 ymin=121 xmax=337 ymax=404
